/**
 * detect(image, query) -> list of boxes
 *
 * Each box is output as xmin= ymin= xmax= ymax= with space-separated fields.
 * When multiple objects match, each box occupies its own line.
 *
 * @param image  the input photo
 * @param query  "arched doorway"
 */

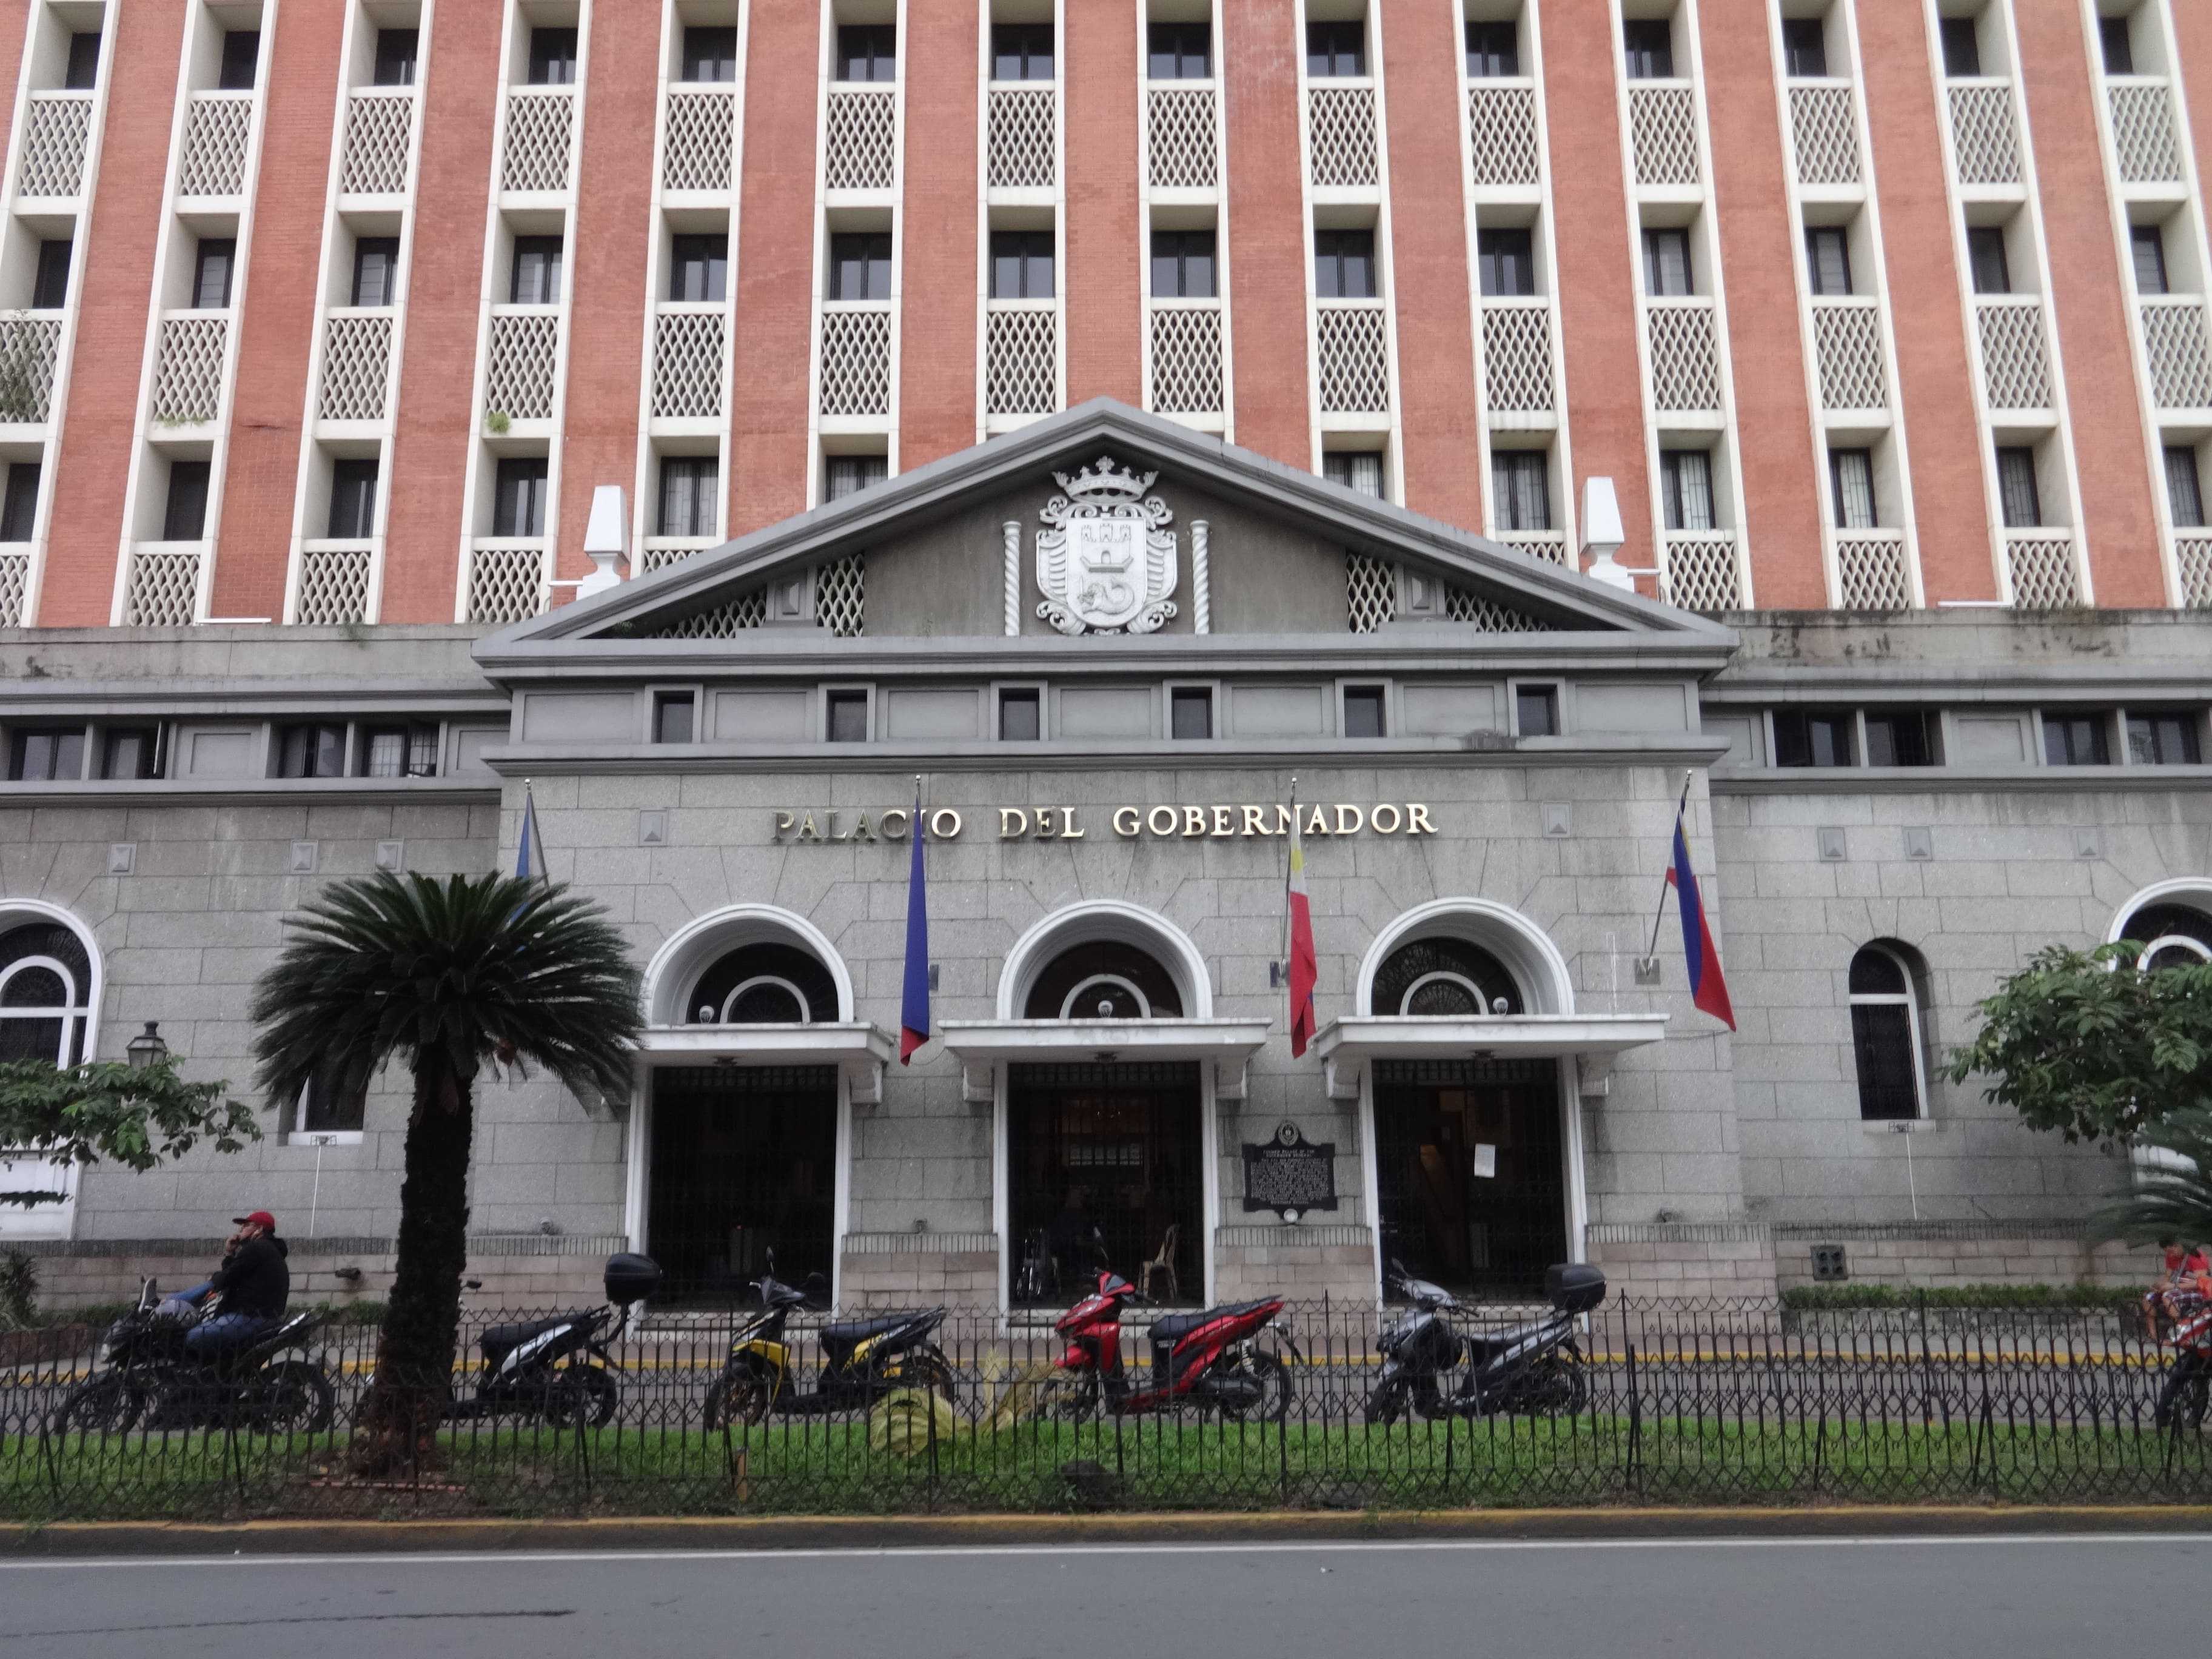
xmin=2110 ymin=885 xmax=2212 ymax=972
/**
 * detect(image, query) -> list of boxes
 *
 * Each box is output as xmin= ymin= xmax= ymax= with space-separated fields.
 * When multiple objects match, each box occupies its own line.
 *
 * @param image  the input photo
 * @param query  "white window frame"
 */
xmin=1847 ymin=942 xmax=1928 ymax=1122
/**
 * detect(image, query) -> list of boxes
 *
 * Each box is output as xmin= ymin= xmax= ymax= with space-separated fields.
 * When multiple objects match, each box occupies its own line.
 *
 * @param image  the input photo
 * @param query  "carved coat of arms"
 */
xmin=1034 ymin=455 xmax=1179 ymax=635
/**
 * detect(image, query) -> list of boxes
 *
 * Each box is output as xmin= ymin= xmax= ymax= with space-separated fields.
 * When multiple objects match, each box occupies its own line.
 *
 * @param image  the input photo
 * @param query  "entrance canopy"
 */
xmin=1313 ymin=1013 xmax=1669 ymax=1102
xmin=938 ymin=1019 xmax=1272 ymax=1104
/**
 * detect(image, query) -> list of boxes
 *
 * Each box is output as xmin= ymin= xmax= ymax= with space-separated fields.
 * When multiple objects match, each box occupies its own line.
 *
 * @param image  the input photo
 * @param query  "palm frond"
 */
xmin=250 ymin=872 xmax=642 ymax=1112
xmin=2094 ymin=1109 xmax=2212 ymax=1248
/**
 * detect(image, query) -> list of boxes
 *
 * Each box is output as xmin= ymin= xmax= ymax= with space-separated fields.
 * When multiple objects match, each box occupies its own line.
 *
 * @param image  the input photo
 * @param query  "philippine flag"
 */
xmin=1286 ymin=800 xmax=1319 ymax=1058
xmin=899 ymin=786 xmax=931 ymax=1064
xmin=1665 ymin=806 xmax=1736 ymax=1031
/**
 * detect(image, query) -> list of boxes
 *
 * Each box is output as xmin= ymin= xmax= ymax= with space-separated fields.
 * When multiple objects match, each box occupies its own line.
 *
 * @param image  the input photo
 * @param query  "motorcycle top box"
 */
xmin=604 ymin=1252 xmax=663 ymax=1305
xmin=1546 ymin=1262 xmax=1607 ymax=1314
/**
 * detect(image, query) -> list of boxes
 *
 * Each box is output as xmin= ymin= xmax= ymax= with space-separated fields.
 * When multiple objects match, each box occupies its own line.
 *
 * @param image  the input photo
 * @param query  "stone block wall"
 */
xmin=840 ymin=1235 xmax=1000 ymax=1307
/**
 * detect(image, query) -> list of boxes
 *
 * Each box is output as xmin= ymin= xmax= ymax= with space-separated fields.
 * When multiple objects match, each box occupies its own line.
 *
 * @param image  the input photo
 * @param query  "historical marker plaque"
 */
xmin=1241 ymin=1122 xmax=1338 ymax=1216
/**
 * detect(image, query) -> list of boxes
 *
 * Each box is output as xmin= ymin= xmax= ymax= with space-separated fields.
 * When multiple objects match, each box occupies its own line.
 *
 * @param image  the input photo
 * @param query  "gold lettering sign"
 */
xmin=774 ymin=805 xmax=1437 ymax=842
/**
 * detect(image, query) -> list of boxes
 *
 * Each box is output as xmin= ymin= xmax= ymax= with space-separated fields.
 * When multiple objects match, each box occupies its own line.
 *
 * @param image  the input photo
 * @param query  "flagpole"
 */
xmin=1279 ymin=775 xmax=1297 ymax=981
xmin=1643 ymin=769 xmax=1695 ymax=961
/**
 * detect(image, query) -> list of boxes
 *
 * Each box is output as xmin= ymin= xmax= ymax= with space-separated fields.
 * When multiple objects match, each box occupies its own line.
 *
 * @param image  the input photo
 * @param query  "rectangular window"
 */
xmin=1314 ymin=229 xmax=1378 ymax=300
xmin=989 ymin=230 xmax=1055 ymax=300
xmin=1967 ymin=226 xmax=2011 ymax=294
xmin=373 ymin=27 xmax=418 ymax=88
xmin=1148 ymin=22 xmax=1211 ymax=80
xmin=509 ymin=236 xmax=563 ymax=304
xmin=2099 ymin=16 xmax=2134 ymax=75
xmin=825 ymin=690 xmax=870 ymax=743
xmin=653 ymin=693 xmax=696 ymax=746
xmin=1864 ymin=711 xmax=1933 ymax=768
xmin=358 ymin=723 xmax=438 ymax=779
xmin=2127 ymin=712 xmax=2201 ymax=766
xmin=293 ymin=1074 xmax=367 ymax=1137
xmin=828 ymin=232 xmax=893 ymax=301
xmin=1170 ymin=686 xmax=1213 ymax=740
xmin=193 ymin=238 xmax=236 ymax=309
xmin=1515 ymin=684 xmax=1559 ymax=738
xmin=8 ymin=728 xmax=84 ymax=782
xmin=351 ymin=236 xmax=400 ymax=306
xmin=2131 ymin=224 xmax=2170 ymax=295
xmin=1343 ymin=685 xmax=1386 ymax=739
xmin=1643 ymin=227 xmax=1693 ymax=296
xmin=2165 ymin=445 xmax=2206 ymax=528
xmin=218 ymin=30 xmax=260 ymax=90
xmin=327 ymin=458 xmax=379 ymax=539
xmin=836 ymin=24 xmax=897 ymax=82
xmin=1477 ymin=226 xmax=1535 ymax=297
xmin=1781 ymin=18 xmax=1827 ymax=78
xmin=999 ymin=687 xmax=1041 ymax=742
xmin=276 ymin=723 xmax=347 ymax=779
xmin=1805 ymin=226 xmax=1852 ymax=296
xmin=1996 ymin=446 xmax=2041 ymax=528
xmin=1323 ymin=450 xmax=1384 ymax=497
xmin=528 ymin=27 xmax=578 ymax=85
xmin=1939 ymin=16 xmax=1980 ymax=78
xmin=1491 ymin=451 xmax=1552 ymax=532
xmin=492 ymin=457 xmax=550 ymax=537
xmin=31 ymin=238 xmax=70 ymax=310
xmin=1464 ymin=19 xmax=1519 ymax=78
xmin=992 ymin=23 xmax=1054 ymax=81
xmin=2042 ymin=712 xmax=2111 ymax=766
xmin=1660 ymin=449 xmax=1715 ymax=532
xmin=1150 ymin=229 xmax=1217 ymax=299
xmin=0 ymin=463 xmax=39 ymax=542
xmin=656 ymin=456 xmax=719 ymax=538
xmin=1306 ymin=20 xmax=1366 ymax=78
xmin=163 ymin=460 xmax=211 ymax=541
xmin=682 ymin=27 xmax=738 ymax=83
xmin=1773 ymin=709 xmax=1855 ymax=768
xmin=101 ymin=726 xmax=162 ymax=781
xmin=669 ymin=233 xmax=728 ymax=302
xmin=64 ymin=32 xmax=99 ymax=91
xmin=1622 ymin=19 xmax=1674 ymax=79
xmin=825 ymin=454 xmax=888 ymax=500
xmin=1829 ymin=447 xmax=1877 ymax=529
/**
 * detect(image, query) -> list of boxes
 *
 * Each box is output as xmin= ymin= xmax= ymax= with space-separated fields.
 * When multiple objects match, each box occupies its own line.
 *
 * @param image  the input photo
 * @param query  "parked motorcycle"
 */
xmin=53 ymin=1279 xmax=335 ymax=1435
xmin=445 ymin=1252 xmax=662 ymax=1429
xmin=1048 ymin=1262 xmax=1298 ymax=1421
xmin=2146 ymin=1267 xmax=2211 ymax=1431
xmin=702 ymin=1256 xmax=956 ymax=1428
xmin=1362 ymin=1261 xmax=1604 ymax=1425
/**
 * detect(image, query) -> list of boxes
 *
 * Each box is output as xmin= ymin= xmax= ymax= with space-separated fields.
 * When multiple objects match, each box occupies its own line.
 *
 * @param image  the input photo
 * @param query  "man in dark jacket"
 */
xmin=183 ymin=1211 xmax=290 ymax=1366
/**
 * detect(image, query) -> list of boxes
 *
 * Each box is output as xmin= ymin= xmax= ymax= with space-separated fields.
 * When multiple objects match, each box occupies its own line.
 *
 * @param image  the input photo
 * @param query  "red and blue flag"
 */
xmin=1665 ymin=804 xmax=1735 ymax=1031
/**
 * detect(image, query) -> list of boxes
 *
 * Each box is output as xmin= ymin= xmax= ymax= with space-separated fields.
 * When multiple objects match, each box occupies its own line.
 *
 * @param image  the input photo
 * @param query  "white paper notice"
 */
xmin=1472 ymin=1144 xmax=1498 ymax=1180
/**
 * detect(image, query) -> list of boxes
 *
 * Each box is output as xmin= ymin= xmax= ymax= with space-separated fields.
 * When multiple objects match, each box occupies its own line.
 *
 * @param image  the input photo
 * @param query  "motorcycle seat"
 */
xmin=821 ymin=1313 xmax=915 ymax=1345
xmin=480 ymin=1315 xmax=580 ymax=1362
xmin=1462 ymin=1319 xmax=1555 ymax=1364
xmin=1147 ymin=1301 xmax=1275 ymax=1344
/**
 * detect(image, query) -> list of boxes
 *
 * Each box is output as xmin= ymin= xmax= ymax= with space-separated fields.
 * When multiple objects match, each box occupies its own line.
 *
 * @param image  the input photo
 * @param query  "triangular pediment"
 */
xmin=478 ymin=401 xmax=1733 ymax=661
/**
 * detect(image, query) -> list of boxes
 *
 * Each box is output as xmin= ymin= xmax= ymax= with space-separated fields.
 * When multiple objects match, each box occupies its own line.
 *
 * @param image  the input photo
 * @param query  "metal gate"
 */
xmin=648 ymin=1064 xmax=838 ymax=1305
xmin=1007 ymin=1061 xmax=1202 ymax=1306
xmin=1372 ymin=1057 xmax=1564 ymax=1299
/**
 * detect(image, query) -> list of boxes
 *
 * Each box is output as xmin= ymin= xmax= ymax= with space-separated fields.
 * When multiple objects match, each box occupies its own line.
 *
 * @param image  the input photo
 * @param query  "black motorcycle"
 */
xmin=53 ymin=1280 xmax=335 ymax=1435
xmin=1362 ymin=1261 xmax=1604 ymax=1424
xmin=702 ymin=1259 xmax=955 ymax=1428
xmin=446 ymin=1252 xmax=662 ymax=1429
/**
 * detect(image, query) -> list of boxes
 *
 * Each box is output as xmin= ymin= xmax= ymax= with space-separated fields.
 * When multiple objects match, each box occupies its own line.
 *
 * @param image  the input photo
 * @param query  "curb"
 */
xmin=10 ymin=1505 xmax=2212 ymax=1557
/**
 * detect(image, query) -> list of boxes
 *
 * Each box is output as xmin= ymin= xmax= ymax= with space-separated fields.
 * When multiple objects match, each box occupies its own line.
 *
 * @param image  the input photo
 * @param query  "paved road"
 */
xmin=2 ymin=1533 xmax=2203 ymax=1658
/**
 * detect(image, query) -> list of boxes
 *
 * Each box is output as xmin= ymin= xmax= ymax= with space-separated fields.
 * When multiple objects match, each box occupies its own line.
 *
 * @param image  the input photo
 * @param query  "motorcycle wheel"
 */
xmin=703 ymin=1370 xmax=773 ymax=1430
xmin=1362 ymin=1379 xmax=1407 ymax=1427
xmin=253 ymin=1361 xmax=336 ymax=1434
xmin=543 ymin=1362 xmax=619 ymax=1429
xmin=2154 ymin=1361 xmax=2210 ymax=1432
xmin=1515 ymin=1347 xmax=1591 ymax=1418
xmin=893 ymin=1348 xmax=960 ymax=1409
xmin=53 ymin=1372 xmax=145 ymax=1435
xmin=1042 ymin=1369 xmax=1101 ymax=1424
xmin=1216 ymin=1351 xmax=1292 ymax=1424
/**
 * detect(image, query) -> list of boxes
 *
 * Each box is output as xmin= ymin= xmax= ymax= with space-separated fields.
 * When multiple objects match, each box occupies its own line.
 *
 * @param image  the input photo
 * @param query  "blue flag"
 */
xmin=899 ymin=788 xmax=930 ymax=1063
xmin=515 ymin=787 xmax=548 ymax=882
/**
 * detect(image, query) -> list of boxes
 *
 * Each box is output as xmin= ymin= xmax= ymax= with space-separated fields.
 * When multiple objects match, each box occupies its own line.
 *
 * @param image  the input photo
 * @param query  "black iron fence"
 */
xmin=3 ymin=1296 xmax=2207 ymax=1521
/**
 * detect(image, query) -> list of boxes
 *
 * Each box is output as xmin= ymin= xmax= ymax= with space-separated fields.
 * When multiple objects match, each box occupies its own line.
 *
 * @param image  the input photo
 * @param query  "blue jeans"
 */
xmin=184 ymin=1312 xmax=276 ymax=1365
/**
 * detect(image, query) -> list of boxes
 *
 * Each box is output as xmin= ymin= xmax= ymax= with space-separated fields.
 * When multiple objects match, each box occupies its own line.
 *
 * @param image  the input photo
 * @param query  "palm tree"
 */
xmin=250 ymin=872 xmax=638 ymax=1473
xmin=2097 ymin=1110 xmax=2212 ymax=1250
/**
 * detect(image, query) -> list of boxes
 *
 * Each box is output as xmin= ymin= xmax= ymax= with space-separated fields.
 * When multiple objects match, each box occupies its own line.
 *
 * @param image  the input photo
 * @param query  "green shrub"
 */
xmin=0 ymin=1251 xmax=34 ymax=1331
xmin=1781 ymin=1281 xmax=2142 ymax=1312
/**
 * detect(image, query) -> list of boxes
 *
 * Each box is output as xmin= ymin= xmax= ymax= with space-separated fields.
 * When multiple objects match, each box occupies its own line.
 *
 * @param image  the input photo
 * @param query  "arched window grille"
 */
xmin=1372 ymin=936 xmax=1523 ymax=1017
xmin=688 ymin=942 xmax=840 ymax=1025
xmin=1848 ymin=943 xmax=1925 ymax=1122
xmin=1023 ymin=942 xmax=1184 ymax=1020
xmin=0 ymin=922 xmax=92 ymax=1067
xmin=2118 ymin=901 xmax=2212 ymax=973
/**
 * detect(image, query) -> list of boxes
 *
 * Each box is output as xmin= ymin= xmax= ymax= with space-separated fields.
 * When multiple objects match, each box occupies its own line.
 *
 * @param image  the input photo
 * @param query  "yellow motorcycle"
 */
xmin=701 ymin=1262 xmax=956 ymax=1427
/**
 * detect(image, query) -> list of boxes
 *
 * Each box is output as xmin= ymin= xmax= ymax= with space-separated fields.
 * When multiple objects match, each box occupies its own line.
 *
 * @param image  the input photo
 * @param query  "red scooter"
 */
xmin=1049 ymin=1265 xmax=1298 ymax=1421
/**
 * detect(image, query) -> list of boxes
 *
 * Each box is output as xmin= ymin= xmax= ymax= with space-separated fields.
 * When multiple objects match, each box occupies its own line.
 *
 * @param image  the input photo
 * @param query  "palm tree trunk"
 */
xmin=350 ymin=1061 xmax=475 ymax=1476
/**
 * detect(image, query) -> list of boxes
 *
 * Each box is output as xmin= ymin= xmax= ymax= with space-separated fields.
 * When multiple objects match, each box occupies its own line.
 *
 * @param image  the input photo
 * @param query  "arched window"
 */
xmin=1848 ymin=943 xmax=1925 ymax=1122
xmin=1372 ymin=936 xmax=1524 ymax=1017
xmin=1022 ymin=941 xmax=1185 ymax=1020
xmin=688 ymin=942 xmax=840 ymax=1025
xmin=2117 ymin=901 xmax=2212 ymax=972
xmin=0 ymin=922 xmax=92 ymax=1066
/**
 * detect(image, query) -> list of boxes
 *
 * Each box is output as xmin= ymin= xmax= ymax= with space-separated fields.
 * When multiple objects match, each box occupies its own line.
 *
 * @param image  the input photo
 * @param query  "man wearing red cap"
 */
xmin=181 ymin=1210 xmax=291 ymax=1366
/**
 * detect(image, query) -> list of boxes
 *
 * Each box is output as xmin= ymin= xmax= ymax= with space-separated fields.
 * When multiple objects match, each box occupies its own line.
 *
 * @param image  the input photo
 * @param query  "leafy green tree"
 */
xmin=0 ymin=1057 xmax=257 ymax=1208
xmin=2094 ymin=1109 xmax=2212 ymax=1251
xmin=1946 ymin=942 xmax=2212 ymax=1147
xmin=250 ymin=872 xmax=638 ymax=1473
